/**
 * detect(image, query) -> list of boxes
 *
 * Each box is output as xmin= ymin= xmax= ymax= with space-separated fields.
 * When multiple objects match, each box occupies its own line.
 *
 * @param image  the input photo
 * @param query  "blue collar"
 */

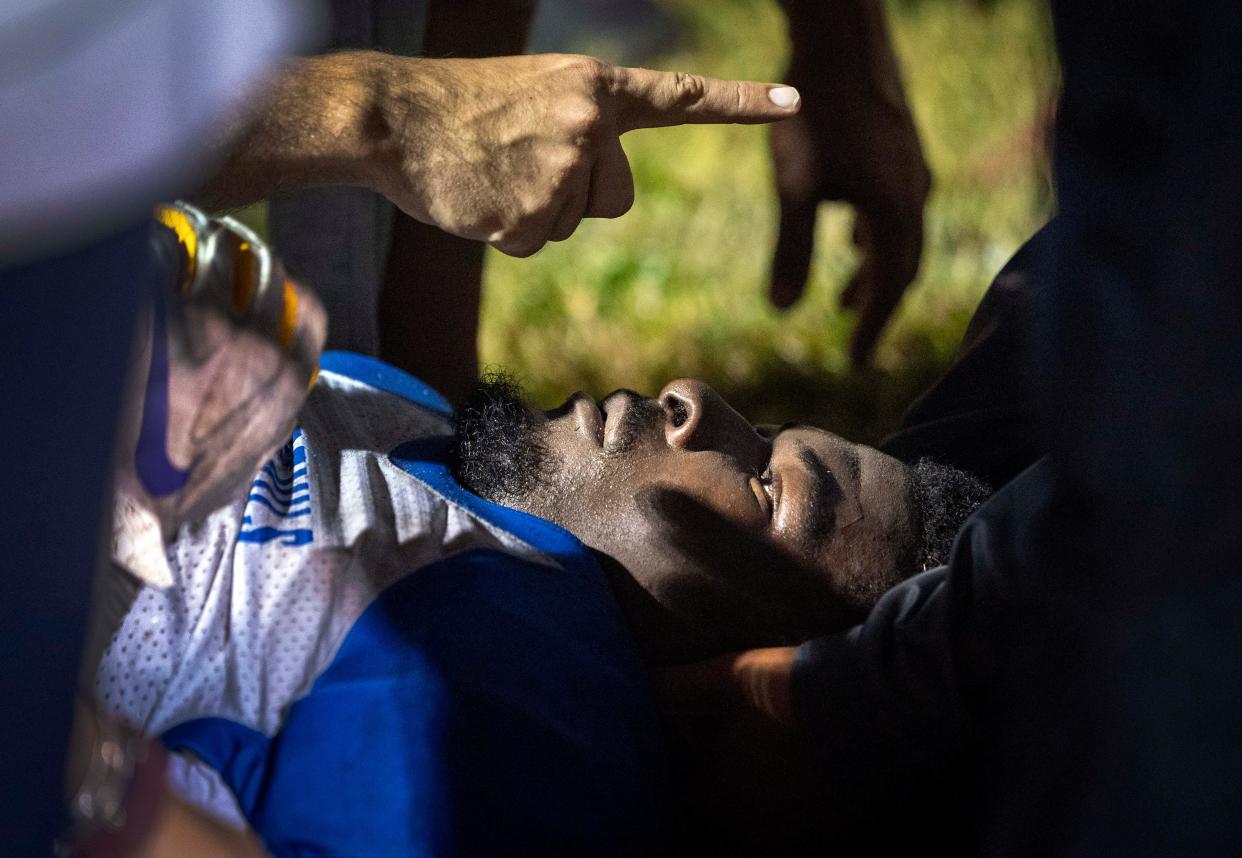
xmin=319 ymin=351 xmax=453 ymax=418
xmin=317 ymin=351 xmax=598 ymax=578
xmin=389 ymin=437 xmax=599 ymax=580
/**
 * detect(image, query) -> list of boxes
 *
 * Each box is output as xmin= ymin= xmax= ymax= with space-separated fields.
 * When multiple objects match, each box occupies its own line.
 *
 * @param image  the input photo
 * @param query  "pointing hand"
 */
xmin=369 ymin=53 xmax=801 ymax=257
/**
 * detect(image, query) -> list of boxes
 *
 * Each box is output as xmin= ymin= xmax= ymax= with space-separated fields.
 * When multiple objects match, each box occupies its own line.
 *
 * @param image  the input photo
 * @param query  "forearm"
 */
xmin=192 ymin=52 xmax=398 ymax=211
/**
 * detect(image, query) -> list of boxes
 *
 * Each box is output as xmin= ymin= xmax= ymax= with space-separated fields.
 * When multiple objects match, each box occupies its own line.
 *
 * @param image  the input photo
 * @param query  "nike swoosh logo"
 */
xmin=135 ymin=285 xmax=192 ymax=497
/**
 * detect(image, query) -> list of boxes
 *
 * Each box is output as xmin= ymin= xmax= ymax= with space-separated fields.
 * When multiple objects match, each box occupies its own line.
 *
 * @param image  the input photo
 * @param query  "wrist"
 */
xmin=357 ymin=53 xmax=439 ymax=204
xmin=307 ymin=52 xmax=396 ymax=189
xmin=248 ymin=52 xmax=398 ymax=193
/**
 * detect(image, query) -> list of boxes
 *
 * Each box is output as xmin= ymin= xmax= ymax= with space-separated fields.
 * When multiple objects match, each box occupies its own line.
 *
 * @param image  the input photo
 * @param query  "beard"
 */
xmin=451 ymin=373 xmax=552 ymax=505
xmin=910 ymin=457 xmax=993 ymax=569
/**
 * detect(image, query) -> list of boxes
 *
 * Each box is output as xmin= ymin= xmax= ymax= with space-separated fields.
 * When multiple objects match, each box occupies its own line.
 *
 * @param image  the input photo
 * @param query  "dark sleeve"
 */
xmin=789 ymin=458 xmax=1056 ymax=829
xmin=1005 ymin=2 xmax=1242 ymax=851
xmin=880 ymin=228 xmax=1049 ymax=489
xmin=792 ymin=566 xmax=965 ymax=774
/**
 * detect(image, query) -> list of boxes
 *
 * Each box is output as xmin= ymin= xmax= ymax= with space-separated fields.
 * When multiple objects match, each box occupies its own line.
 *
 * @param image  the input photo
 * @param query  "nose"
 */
xmin=657 ymin=379 xmax=769 ymax=466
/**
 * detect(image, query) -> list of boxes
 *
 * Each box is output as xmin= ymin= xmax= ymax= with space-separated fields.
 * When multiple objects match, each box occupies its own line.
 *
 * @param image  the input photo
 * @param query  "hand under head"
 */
xmin=452 ymin=374 xmax=989 ymax=662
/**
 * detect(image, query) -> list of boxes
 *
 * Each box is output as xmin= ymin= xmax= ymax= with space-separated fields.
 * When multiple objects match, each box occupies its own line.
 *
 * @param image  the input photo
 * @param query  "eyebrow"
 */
xmin=794 ymin=441 xmax=858 ymax=542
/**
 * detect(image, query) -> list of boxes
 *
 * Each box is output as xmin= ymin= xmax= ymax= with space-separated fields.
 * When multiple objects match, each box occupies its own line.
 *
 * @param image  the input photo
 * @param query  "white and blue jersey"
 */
xmin=95 ymin=353 xmax=665 ymax=855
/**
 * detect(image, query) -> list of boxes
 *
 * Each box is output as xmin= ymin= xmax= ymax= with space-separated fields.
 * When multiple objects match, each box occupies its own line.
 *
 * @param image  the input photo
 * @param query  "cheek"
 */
xmin=663 ymin=463 xmax=766 ymax=529
xmin=542 ymin=456 xmax=644 ymax=537
xmin=817 ymin=526 xmax=909 ymax=608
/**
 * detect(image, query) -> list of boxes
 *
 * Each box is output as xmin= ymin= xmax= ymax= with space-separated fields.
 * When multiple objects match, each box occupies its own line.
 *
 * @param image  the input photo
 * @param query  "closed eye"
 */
xmin=750 ymin=464 xmax=777 ymax=521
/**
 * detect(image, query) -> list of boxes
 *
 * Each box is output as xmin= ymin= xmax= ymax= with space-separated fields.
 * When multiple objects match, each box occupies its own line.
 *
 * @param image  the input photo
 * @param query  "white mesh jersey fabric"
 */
xmin=95 ymin=369 xmax=557 ymax=748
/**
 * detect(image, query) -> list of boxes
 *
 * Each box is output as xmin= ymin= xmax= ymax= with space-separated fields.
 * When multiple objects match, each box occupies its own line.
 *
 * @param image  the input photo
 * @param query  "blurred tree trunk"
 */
xmin=379 ymin=1 xmax=537 ymax=404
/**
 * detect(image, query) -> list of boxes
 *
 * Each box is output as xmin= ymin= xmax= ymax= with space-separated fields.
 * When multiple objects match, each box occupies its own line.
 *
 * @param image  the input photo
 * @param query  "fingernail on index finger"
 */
xmin=767 ymin=87 xmax=800 ymax=109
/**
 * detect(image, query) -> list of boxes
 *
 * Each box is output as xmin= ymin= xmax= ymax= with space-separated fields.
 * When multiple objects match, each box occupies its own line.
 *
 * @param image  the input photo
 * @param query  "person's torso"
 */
xmin=95 ymin=354 xmax=666 ymax=853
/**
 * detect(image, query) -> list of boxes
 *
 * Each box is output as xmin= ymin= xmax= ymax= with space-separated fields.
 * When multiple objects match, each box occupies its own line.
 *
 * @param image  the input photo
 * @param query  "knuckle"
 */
xmin=565 ymin=146 xmax=591 ymax=172
xmin=525 ymin=192 xmax=565 ymax=225
xmin=476 ymin=213 xmax=506 ymax=239
xmin=672 ymin=71 xmax=706 ymax=107
xmin=570 ymin=101 xmax=605 ymax=138
xmin=489 ymin=227 xmax=529 ymax=257
xmin=518 ymin=198 xmax=548 ymax=221
xmin=571 ymin=55 xmax=609 ymax=89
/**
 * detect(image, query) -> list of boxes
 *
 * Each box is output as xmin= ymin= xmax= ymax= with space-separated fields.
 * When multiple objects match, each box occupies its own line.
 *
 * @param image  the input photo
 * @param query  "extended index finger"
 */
xmin=610 ymin=65 xmax=800 ymax=131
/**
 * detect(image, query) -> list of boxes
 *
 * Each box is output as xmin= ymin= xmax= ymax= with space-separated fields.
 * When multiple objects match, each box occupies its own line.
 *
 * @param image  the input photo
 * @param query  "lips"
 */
xmin=570 ymin=393 xmax=604 ymax=447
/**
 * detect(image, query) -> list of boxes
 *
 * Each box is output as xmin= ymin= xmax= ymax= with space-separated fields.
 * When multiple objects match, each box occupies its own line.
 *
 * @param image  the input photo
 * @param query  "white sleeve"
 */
xmin=165 ymin=751 xmax=249 ymax=832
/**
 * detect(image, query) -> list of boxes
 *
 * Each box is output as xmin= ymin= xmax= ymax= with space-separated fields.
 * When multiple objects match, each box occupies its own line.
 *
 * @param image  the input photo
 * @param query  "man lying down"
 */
xmin=92 ymin=205 xmax=1020 ymax=855
xmin=451 ymin=375 xmax=990 ymax=662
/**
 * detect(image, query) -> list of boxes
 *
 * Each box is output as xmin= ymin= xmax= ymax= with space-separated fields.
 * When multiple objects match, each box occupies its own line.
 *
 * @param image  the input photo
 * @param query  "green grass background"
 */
xmin=231 ymin=0 xmax=1057 ymax=443
xmin=480 ymin=0 xmax=1058 ymax=443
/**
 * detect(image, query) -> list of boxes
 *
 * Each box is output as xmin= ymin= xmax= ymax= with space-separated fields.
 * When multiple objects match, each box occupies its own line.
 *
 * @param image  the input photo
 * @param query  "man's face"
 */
xmin=456 ymin=377 xmax=921 ymax=660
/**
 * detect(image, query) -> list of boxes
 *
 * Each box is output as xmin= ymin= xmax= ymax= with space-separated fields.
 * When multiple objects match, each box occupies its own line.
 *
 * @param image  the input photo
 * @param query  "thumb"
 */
xmin=847 ymin=269 xmax=890 ymax=368
xmin=847 ymin=206 xmax=924 ymax=367
xmin=769 ymin=194 xmax=818 ymax=310
xmin=839 ymin=214 xmax=873 ymax=311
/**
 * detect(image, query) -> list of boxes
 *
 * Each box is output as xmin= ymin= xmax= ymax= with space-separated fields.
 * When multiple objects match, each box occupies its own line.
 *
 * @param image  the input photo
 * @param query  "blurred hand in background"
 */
xmin=770 ymin=0 xmax=930 ymax=366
